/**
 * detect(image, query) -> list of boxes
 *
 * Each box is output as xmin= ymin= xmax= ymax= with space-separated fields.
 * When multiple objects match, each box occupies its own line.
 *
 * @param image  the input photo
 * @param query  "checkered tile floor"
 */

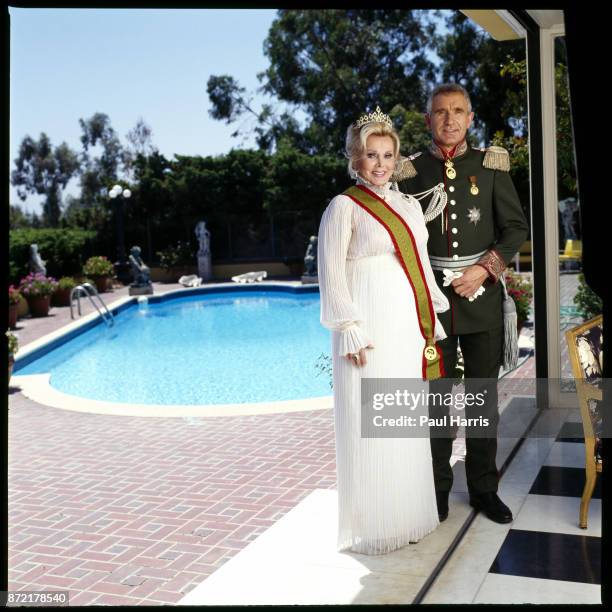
xmin=423 ymin=418 xmax=601 ymax=604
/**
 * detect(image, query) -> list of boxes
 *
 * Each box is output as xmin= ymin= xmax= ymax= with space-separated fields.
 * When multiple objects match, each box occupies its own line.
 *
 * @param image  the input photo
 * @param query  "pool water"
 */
xmin=17 ymin=290 xmax=333 ymax=405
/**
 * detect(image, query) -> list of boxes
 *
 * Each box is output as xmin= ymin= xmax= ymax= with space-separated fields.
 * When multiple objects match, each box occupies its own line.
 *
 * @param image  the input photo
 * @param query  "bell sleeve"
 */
xmin=317 ymin=195 xmax=373 ymax=356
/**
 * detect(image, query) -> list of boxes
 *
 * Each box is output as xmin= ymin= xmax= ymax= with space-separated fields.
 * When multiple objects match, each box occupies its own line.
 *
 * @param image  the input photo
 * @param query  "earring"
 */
xmin=349 ymin=164 xmax=359 ymax=180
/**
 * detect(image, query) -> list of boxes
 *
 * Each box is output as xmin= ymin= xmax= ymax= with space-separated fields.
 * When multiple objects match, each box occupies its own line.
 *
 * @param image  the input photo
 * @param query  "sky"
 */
xmin=9 ymin=7 xmax=284 ymax=213
xmin=9 ymin=8 xmax=456 ymax=215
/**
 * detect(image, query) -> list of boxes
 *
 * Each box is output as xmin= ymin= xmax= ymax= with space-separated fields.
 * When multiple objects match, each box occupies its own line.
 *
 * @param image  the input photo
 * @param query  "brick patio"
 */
xmin=6 ymin=275 xmax=580 ymax=605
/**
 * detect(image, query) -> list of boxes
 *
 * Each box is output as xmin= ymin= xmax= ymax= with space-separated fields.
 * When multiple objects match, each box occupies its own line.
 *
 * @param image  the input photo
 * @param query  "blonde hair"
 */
xmin=345 ymin=121 xmax=400 ymax=178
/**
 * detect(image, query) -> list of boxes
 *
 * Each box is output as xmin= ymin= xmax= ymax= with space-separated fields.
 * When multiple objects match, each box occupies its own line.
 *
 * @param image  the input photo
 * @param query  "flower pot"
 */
xmin=17 ymin=295 xmax=29 ymax=318
xmin=8 ymin=356 xmax=14 ymax=382
xmin=9 ymin=303 xmax=19 ymax=329
xmin=53 ymin=287 xmax=73 ymax=307
xmin=91 ymin=275 xmax=109 ymax=293
xmin=26 ymin=294 xmax=51 ymax=317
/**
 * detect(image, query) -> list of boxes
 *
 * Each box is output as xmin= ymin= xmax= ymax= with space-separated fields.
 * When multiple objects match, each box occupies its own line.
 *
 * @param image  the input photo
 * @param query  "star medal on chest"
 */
xmin=445 ymin=159 xmax=456 ymax=179
xmin=468 ymin=175 xmax=479 ymax=195
xmin=467 ymin=206 xmax=481 ymax=226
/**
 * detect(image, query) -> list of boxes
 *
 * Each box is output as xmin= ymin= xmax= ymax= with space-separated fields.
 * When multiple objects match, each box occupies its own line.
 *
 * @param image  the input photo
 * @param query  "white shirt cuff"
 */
xmin=434 ymin=317 xmax=448 ymax=342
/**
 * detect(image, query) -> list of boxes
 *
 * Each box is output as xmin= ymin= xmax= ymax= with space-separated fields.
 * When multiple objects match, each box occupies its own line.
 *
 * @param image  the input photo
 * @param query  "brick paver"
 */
xmin=7 ymin=274 xmax=581 ymax=605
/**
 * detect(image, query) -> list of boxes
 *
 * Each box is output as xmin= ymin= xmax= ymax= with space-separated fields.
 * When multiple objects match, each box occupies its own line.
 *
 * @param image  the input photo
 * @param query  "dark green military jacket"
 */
xmin=398 ymin=145 xmax=528 ymax=336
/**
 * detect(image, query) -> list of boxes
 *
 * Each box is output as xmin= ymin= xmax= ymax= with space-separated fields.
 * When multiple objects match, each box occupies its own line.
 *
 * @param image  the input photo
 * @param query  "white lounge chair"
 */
xmin=231 ymin=271 xmax=268 ymax=284
xmin=178 ymin=275 xmax=203 ymax=287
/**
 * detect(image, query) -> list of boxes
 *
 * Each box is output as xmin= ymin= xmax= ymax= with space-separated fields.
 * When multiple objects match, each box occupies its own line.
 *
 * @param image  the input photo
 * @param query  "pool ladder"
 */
xmin=70 ymin=283 xmax=115 ymax=327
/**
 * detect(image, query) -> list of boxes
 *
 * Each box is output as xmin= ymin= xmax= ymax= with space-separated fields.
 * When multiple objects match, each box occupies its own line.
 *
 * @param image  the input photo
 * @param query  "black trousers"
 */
xmin=429 ymin=326 xmax=504 ymax=495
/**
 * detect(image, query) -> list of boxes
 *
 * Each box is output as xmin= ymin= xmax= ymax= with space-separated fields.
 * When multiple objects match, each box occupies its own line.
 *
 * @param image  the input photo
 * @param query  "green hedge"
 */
xmin=573 ymin=273 xmax=603 ymax=321
xmin=9 ymin=228 xmax=98 ymax=284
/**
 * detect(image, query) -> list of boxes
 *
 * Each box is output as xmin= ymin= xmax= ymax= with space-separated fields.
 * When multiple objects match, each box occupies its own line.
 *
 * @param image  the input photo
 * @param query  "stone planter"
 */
xmin=90 ymin=275 xmax=110 ymax=293
xmin=9 ymin=303 xmax=19 ymax=329
xmin=8 ymin=355 xmax=14 ymax=383
xmin=17 ymin=295 xmax=29 ymax=319
xmin=26 ymin=294 xmax=51 ymax=317
xmin=53 ymin=287 xmax=73 ymax=307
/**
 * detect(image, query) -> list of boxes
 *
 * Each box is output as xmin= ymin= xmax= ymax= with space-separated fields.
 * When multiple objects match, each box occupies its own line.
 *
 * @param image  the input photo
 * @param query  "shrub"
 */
xmin=83 ymin=256 xmax=114 ymax=277
xmin=9 ymin=286 xmax=21 ymax=306
xmin=7 ymin=331 xmax=18 ymax=356
xmin=504 ymin=270 xmax=533 ymax=324
xmin=57 ymin=276 xmax=77 ymax=290
xmin=156 ymin=241 xmax=194 ymax=271
xmin=9 ymin=228 xmax=97 ymax=284
xmin=18 ymin=273 xmax=58 ymax=298
xmin=573 ymin=273 xmax=603 ymax=321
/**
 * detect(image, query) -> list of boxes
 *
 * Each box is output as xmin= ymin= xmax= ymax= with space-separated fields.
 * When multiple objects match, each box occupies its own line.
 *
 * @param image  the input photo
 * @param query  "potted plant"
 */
xmin=7 ymin=330 xmax=18 ymax=382
xmin=83 ymin=256 xmax=114 ymax=293
xmin=504 ymin=269 xmax=533 ymax=332
xmin=8 ymin=285 xmax=21 ymax=329
xmin=156 ymin=241 xmax=195 ymax=282
xmin=18 ymin=273 xmax=58 ymax=317
xmin=53 ymin=276 xmax=77 ymax=306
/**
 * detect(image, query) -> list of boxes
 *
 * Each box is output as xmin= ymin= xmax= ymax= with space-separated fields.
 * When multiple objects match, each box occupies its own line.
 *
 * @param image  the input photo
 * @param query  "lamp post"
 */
xmin=109 ymin=183 xmax=132 ymax=284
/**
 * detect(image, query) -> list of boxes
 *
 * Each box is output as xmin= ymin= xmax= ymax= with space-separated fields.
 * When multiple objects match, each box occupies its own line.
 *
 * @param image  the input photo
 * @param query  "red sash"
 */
xmin=343 ymin=184 xmax=445 ymax=380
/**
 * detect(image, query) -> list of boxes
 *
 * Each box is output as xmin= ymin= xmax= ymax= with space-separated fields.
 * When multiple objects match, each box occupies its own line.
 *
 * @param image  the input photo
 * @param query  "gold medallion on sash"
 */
xmin=424 ymin=345 xmax=437 ymax=361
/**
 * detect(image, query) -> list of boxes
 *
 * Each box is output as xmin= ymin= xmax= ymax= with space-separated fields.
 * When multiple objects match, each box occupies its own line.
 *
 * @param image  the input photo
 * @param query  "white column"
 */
xmin=539 ymin=23 xmax=570 ymax=407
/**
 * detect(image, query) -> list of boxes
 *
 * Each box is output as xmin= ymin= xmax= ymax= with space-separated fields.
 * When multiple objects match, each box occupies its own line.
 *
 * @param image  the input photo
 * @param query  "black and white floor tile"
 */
xmin=423 ymin=411 xmax=602 ymax=604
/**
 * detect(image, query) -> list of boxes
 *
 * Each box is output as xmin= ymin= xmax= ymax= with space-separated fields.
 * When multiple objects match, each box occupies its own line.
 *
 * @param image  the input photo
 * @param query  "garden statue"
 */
xmin=128 ymin=245 xmax=153 ymax=295
xmin=559 ymin=197 xmax=579 ymax=240
xmin=29 ymin=244 xmax=47 ymax=275
xmin=301 ymin=235 xmax=318 ymax=284
xmin=195 ymin=220 xmax=212 ymax=281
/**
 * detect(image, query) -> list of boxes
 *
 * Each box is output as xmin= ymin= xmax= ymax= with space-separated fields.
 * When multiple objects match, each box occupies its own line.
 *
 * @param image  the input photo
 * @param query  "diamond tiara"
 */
xmin=355 ymin=106 xmax=393 ymax=129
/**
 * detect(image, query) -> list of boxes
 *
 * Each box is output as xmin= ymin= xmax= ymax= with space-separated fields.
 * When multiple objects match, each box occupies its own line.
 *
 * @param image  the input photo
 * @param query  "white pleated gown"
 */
xmin=318 ymin=176 xmax=450 ymax=555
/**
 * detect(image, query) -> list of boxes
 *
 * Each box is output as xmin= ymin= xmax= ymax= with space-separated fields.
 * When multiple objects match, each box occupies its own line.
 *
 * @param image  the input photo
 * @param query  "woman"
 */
xmin=317 ymin=107 xmax=449 ymax=555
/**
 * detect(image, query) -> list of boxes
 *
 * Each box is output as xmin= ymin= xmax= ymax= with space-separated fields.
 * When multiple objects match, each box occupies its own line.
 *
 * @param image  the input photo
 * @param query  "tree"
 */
xmin=491 ymin=53 xmax=577 ymax=231
xmin=78 ymin=112 xmax=125 ymax=206
xmin=11 ymin=134 xmax=79 ymax=227
xmin=436 ymin=11 xmax=527 ymax=144
xmin=554 ymin=40 xmax=577 ymax=199
xmin=208 ymin=9 xmax=439 ymax=155
xmin=124 ymin=117 xmax=156 ymax=181
xmin=207 ymin=75 xmax=304 ymax=153
xmin=9 ymin=203 xmax=43 ymax=229
xmin=389 ymin=104 xmax=435 ymax=156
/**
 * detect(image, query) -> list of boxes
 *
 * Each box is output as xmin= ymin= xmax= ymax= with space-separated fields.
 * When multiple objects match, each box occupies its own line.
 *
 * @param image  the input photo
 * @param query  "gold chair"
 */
xmin=565 ymin=314 xmax=603 ymax=529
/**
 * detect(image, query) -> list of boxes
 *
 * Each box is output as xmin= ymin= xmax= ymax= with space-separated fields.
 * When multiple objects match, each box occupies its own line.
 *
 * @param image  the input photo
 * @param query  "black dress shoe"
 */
xmin=469 ymin=492 xmax=513 ymax=524
xmin=435 ymin=490 xmax=449 ymax=522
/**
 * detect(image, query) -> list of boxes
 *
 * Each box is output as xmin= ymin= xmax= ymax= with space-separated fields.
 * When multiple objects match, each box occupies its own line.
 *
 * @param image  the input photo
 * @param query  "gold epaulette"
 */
xmin=482 ymin=145 xmax=510 ymax=172
xmin=392 ymin=152 xmax=421 ymax=181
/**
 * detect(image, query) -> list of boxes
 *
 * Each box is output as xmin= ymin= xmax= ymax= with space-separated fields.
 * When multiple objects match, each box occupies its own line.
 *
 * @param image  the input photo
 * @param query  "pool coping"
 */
xmin=11 ymin=281 xmax=334 ymax=417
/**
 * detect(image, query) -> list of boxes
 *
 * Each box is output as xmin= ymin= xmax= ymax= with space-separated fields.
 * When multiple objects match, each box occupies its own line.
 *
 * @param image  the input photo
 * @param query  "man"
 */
xmin=395 ymin=83 xmax=528 ymax=524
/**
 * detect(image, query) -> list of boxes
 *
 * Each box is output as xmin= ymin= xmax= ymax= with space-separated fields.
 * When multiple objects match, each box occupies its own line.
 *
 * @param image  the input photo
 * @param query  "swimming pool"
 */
xmin=14 ymin=285 xmax=333 ymax=406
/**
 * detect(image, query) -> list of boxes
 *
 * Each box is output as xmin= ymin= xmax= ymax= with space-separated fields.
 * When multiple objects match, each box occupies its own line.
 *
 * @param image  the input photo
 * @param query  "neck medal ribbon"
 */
xmin=343 ymin=184 xmax=445 ymax=381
